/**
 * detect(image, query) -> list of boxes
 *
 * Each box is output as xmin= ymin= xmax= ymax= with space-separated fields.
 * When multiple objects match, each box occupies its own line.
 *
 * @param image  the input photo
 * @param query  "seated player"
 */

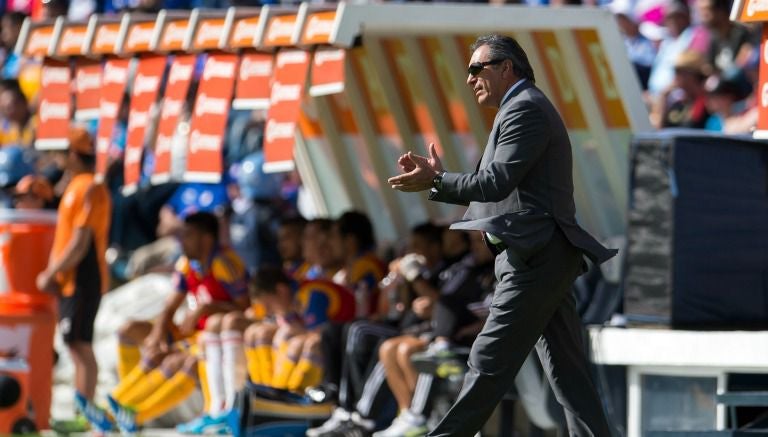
xmin=104 ymin=212 xmax=249 ymax=434
xmin=244 ymin=266 xmax=356 ymax=395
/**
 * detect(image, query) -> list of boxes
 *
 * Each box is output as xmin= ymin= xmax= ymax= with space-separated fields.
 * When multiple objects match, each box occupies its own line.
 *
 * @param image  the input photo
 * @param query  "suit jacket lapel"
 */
xmin=475 ymin=81 xmax=534 ymax=172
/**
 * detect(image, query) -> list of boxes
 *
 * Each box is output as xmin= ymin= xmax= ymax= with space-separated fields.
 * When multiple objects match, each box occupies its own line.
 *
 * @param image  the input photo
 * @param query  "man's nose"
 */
xmin=467 ymin=74 xmax=475 ymax=86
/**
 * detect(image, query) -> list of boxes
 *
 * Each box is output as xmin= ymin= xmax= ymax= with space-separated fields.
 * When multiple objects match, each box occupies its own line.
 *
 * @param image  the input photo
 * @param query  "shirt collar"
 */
xmin=500 ymin=78 xmax=527 ymax=107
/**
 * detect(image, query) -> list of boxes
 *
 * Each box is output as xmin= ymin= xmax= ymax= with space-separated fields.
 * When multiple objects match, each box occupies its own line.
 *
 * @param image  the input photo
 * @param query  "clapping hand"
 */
xmin=389 ymin=143 xmax=444 ymax=192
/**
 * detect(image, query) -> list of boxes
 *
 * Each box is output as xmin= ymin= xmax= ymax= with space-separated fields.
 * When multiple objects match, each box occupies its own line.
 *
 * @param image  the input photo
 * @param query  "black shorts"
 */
xmin=58 ymin=244 xmax=102 ymax=344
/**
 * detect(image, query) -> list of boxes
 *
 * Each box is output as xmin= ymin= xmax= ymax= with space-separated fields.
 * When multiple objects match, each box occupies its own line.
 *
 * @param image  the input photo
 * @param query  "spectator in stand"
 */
xmin=0 ymin=13 xmax=26 ymax=79
xmin=229 ymin=150 xmax=284 ymax=275
xmin=0 ymin=79 xmax=34 ymax=148
xmin=40 ymin=0 xmax=70 ymax=19
xmin=704 ymin=69 xmax=754 ymax=132
xmin=13 ymin=174 xmax=54 ymax=209
xmin=652 ymin=50 xmax=712 ymax=128
xmin=35 ymin=128 xmax=112 ymax=432
xmin=647 ymin=0 xmax=711 ymax=97
xmin=609 ymin=0 xmax=657 ymax=90
xmin=698 ymin=0 xmax=756 ymax=75
xmin=302 ymin=218 xmax=342 ymax=281
xmin=0 ymin=145 xmax=34 ymax=207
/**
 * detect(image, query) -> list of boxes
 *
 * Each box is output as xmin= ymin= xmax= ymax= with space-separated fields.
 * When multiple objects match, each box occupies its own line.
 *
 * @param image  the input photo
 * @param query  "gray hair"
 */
xmin=471 ymin=34 xmax=535 ymax=83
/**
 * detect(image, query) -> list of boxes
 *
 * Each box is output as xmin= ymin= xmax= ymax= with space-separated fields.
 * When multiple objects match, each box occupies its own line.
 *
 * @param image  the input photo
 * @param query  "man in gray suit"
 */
xmin=388 ymin=35 xmax=616 ymax=437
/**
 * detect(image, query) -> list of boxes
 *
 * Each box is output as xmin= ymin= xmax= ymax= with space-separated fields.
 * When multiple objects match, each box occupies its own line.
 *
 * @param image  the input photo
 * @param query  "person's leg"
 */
xmin=247 ymin=322 xmax=277 ymax=385
xmin=287 ymin=331 xmax=324 ymax=391
xmin=112 ymin=347 xmax=170 ymax=406
xmin=379 ymin=336 xmax=414 ymax=411
xmin=272 ymin=334 xmax=306 ymax=389
xmin=116 ymin=320 xmax=152 ymax=379
xmin=201 ymin=313 xmax=225 ymax=416
xmin=395 ymin=337 xmax=428 ymax=391
xmin=220 ymin=311 xmax=250 ymax=411
xmin=427 ymin=233 xmax=585 ymax=437
xmin=344 ymin=321 xmax=400 ymax=409
xmin=536 ymin=292 xmax=612 ymax=437
xmin=68 ymin=342 xmax=98 ymax=399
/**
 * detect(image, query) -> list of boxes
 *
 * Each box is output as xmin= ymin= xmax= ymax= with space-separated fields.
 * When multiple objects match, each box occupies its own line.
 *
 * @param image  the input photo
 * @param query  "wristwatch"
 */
xmin=432 ymin=171 xmax=446 ymax=190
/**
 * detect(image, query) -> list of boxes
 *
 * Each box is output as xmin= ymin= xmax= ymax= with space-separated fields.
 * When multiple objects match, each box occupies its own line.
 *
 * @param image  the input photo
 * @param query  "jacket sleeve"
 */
xmin=432 ymin=101 xmax=550 ymax=204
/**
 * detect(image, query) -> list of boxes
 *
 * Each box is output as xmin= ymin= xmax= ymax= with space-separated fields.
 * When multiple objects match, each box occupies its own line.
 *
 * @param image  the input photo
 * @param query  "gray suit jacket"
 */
xmin=430 ymin=81 xmax=616 ymax=266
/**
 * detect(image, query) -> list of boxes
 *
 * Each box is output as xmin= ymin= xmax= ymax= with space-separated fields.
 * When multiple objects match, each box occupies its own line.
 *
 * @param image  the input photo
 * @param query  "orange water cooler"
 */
xmin=0 ymin=210 xmax=57 ymax=431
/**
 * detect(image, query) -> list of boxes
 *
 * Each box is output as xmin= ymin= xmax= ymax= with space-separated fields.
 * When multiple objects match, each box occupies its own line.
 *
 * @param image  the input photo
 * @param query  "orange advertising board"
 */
xmin=530 ymin=31 xmax=588 ymax=130
xmin=229 ymin=16 xmax=260 ymax=48
xmin=91 ymin=22 xmax=121 ymax=55
xmin=739 ymin=0 xmax=768 ymax=21
xmin=157 ymin=19 xmax=189 ymax=52
xmin=264 ymin=49 xmax=310 ymax=170
xmin=233 ymin=50 xmax=272 ymax=110
xmin=124 ymin=21 xmax=156 ymax=53
xmin=123 ymin=55 xmax=166 ymax=194
xmin=192 ymin=18 xmax=226 ymax=50
xmin=35 ymin=60 xmax=71 ymax=150
xmin=301 ymin=11 xmax=336 ymax=45
xmin=74 ymin=60 xmax=102 ymax=120
xmin=310 ymin=47 xmax=344 ymax=95
xmin=24 ymin=25 xmax=55 ymax=57
xmin=573 ymin=30 xmax=629 ymax=129
xmin=153 ymin=54 xmax=196 ymax=184
xmin=264 ymin=14 xmax=297 ymax=46
xmin=56 ymin=25 xmax=89 ymax=56
xmin=186 ymin=53 xmax=239 ymax=182
xmin=95 ymin=58 xmax=131 ymax=179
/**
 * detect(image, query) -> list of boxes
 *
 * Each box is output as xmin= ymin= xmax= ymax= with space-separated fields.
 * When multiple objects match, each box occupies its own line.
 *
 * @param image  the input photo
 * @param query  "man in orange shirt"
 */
xmin=36 ymin=127 xmax=112 ymax=431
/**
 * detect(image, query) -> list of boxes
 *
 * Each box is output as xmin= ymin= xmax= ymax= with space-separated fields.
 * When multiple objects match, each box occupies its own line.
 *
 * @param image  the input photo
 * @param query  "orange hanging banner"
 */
xmin=123 ymin=55 xmax=166 ymax=195
xmin=309 ymin=47 xmax=345 ymax=96
xmin=186 ymin=53 xmax=239 ymax=183
xmin=755 ymin=25 xmax=768 ymax=137
xmin=95 ymin=58 xmax=131 ymax=180
xmin=263 ymin=49 xmax=310 ymax=172
xmin=233 ymin=50 xmax=272 ymax=110
xmin=35 ymin=60 xmax=71 ymax=150
xmin=74 ymin=60 xmax=102 ymax=121
xmin=153 ymin=54 xmax=196 ymax=184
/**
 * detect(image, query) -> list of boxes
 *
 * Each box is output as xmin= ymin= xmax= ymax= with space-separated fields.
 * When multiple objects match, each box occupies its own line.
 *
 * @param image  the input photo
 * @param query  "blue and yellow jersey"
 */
xmin=295 ymin=279 xmax=356 ymax=330
xmin=347 ymin=252 xmax=386 ymax=292
xmin=173 ymin=246 xmax=249 ymax=329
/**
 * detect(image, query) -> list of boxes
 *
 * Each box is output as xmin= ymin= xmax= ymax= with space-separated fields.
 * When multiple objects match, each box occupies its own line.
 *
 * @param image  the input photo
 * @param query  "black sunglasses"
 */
xmin=468 ymin=59 xmax=504 ymax=76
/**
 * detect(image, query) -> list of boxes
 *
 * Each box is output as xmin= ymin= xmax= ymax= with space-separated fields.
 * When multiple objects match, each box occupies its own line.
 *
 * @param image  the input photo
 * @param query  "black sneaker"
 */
xmin=325 ymin=421 xmax=372 ymax=437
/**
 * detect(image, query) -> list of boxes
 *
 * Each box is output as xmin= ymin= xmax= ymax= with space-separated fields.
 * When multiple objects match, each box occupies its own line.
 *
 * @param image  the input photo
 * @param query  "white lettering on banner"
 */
xmin=61 ymin=32 xmax=86 ymax=51
xmin=276 ymin=51 xmax=308 ymax=68
xmin=268 ymin=19 xmax=295 ymax=42
xmin=240 ymin=57 xmax=271 ymax=81
xmin=747 ymin=0 xmax=768 ymax=16
xmin=133 ymin=74 xmax=161 ymax=96
xmin=189 ymin=129 xmax=222 ymax=153
xmin=270 ymin=83 xmax=301 ymax=104
xmin=156 ymin=134 xmax=172 ymax=154
xmin=169 ymin=63 xmax=193 ymax=84
xmin=233 ymin=20 xmax=258 ymax=43
xmin=41 ymin=67 xmax=69 ymax=87
xmin=129 ymin=110 xmax=149 ymax=127
xmin=587 ymin=43 xmax=618 ymax=100
xmin=162 ymin=98 xmax=183 ymax=119
xmin=100 ymin=101 xmax=119 ymax=118
xmin=125 ymin=144 xmax=142 ymax=164
xmin=314 ymin=49 xmax=343 ymax=65
xmin=761 ymin=82 xmax=768 ymax=108
xmin=77 ymin=70 xmax=101 ymax=91
xmin=97 ymin=137 xmax=109 ymax=153
xmin=196 ymin=21 xmax=224 ymax=44
xmin=28 ymin=32 xmax=51 ymax=53
xmin=265 ymin=118 xmax=295 ymax=143
xmin=103 ymin=63 xmax=128 ymax=85
xmin=163 ymin=22 xmax=187 ymax=45
xmin=39 ymin=100 xmax=69 ymax=122
xmin=96 ymin=27 xmax=119 ymax=47
xmin=305 ymin=15 xmax=334 ymax=40
xmin=545 ymin=47 xmax=575 ymax=103
xmin=127 ymin=26 xmax=154 ymax=48
xmin=194 ymin=93 xmax=229 ymax=117
xmin=203 ymin=59 xmax=236 ymax=81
